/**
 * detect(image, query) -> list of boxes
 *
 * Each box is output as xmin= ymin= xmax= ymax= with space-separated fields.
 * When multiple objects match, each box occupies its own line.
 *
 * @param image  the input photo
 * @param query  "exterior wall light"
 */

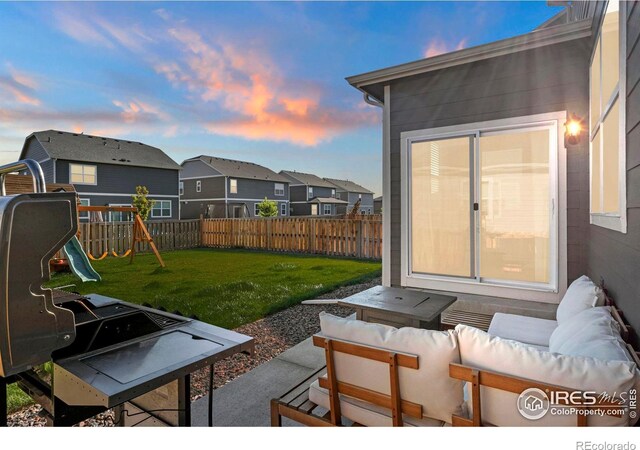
xmin=564 ymin=113 xmax=584 ymax=146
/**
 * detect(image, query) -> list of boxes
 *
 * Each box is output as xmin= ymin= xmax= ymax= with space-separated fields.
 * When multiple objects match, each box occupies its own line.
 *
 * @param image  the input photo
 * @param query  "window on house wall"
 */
xmin=280 ymin=203 xmax=287 ymax=216
xmin=359 ymin=194 xmax=362 ymax=200
xmin=69 ymin=164 xmax=97 ymax=185
xmin=254 ymin=203 xmax=260 ymax=216
xmin=179 ymin=181 xmax=184 ymax=195
xmin=79 ymin=198 xmax=90 ymax=221
xmin=323 ymin=204 xmax=331 ymax=215
xmin=311 ymin=204 xmax=318 ymax=215
xmin=196 ymin=180 xmax=201 ymax=193
xmin=590 ymin=0 xmax=626 ymax=233
xmin=151 ymin=200 xmax=172 ymax=219
xmin=331 ymin=189 xmax=336 ymax=198
xmin=230 ymin=179 xmax=238 ymax=194
xmin=308 ymin=186 xmax=313 ymax=199
xmin=274 ymin=183 xmax=285 ymax=196
xmin=109 ymin=204 xmax=132 ymax=222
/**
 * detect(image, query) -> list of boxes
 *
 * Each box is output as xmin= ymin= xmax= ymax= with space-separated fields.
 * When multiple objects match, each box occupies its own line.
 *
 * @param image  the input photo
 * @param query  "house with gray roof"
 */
xmin=180 ymin=156 xmax=290 ymax=218
xmin=323 ymin=177 xmax=375 ymax=215
xmin=20 ymin=130 xmax=181 ymax=220
xmin=279 ymin=170 xmax=347 ymax=216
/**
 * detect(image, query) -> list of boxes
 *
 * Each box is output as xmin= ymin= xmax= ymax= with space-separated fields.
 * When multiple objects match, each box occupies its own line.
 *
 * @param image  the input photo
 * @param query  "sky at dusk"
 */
xmin=0 ymin=1 xmax=562 ymax=196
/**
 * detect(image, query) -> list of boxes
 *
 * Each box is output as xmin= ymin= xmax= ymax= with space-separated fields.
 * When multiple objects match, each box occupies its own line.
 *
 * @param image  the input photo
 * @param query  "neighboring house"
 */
xmin=374 ymin=196 xmax=383 ymax=214
xmin=279 ymin=170 xmax=347 ymax=216
xmin=347 ymin=0 xmax=640 ymax=338
xmin=324 ymin=178 xmax=375 ymax=215
xmin=180 ymin=156 xmax=290 ymax=218
xmin=20 ymin=130 xmax=181 ymax=221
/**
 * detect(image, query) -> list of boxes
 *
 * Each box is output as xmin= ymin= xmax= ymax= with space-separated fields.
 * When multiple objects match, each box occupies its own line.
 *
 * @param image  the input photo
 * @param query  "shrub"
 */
xmin=256 ymin=197 xmax=278 ymax=217
xmin=132 ymin=185 xmax=156 ymax=220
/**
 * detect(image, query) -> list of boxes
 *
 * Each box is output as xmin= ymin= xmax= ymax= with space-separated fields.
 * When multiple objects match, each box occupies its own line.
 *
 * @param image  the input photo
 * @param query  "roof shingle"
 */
xmin=190 ymin=156 xmax=289 ymax=182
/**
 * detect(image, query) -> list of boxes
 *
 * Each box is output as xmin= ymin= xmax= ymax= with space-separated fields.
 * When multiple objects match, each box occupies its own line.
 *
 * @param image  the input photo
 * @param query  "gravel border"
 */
xmin=8 ymin=276 xmax=380 ymax=427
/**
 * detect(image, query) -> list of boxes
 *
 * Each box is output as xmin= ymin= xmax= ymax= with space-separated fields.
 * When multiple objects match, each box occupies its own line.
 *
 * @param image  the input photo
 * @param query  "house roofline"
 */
xmin=346 ymin=18 xmax=593 ymax=100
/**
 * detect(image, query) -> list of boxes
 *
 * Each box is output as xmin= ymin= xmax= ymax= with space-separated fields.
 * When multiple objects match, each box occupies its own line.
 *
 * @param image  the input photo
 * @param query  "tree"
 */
xmin=347 ymin=198 xmax=361 ymax=219
xmin=256 ymin=197 xmax=278 ymax=217
xmin=132 ymin=185 xmax=156 ymax=220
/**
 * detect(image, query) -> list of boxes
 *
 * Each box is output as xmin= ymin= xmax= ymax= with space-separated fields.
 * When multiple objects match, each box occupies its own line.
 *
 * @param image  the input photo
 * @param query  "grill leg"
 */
xmin=0 ymin=376 xmax=6 ymax=427
xmin=178 ymin=374 xmax=191 ymax=427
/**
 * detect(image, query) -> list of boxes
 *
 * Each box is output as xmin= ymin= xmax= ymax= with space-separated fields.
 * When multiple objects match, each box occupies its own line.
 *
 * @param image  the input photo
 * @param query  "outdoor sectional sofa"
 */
xmin=271 ymin=275 xmax=640 ymax=427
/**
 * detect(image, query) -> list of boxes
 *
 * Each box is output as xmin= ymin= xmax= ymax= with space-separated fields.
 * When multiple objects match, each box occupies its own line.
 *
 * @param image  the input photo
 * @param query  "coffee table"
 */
xmin=338 ymin=286 xmax=456 ymax=330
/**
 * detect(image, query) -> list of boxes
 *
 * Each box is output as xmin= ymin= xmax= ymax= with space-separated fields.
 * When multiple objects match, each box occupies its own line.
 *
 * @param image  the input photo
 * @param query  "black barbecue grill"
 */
xmin=0 ymin=160 xmax=254 ymax=426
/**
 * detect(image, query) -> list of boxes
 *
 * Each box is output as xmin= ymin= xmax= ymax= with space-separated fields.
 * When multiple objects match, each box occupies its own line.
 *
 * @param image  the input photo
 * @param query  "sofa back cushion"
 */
xmin=556 ymin=275 xmax=603 ymax=323
xmin=319 ymin=312 xmax=464 ymax=424
xmin=549 ymin=307 xmax=631 ymax=362
xmin=456 ymin=324 xmax=638 ymax=426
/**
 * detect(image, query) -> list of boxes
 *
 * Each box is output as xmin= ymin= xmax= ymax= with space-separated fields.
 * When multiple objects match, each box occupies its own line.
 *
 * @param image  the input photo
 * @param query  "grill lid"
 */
xmin=0 ymin=192 xmax=78 ymax=376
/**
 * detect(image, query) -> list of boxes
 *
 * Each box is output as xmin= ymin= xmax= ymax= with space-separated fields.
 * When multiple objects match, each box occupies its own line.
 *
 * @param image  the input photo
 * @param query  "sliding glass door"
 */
xmin=407 ymin=121 xmax=557 ymax=291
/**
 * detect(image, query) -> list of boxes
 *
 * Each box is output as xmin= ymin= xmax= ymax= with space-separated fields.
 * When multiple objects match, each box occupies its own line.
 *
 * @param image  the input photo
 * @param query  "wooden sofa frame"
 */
xmin=272 ymin=304 xmax=640 ymax=427
xmin=271 ymin=335 xmax=422 ymax=427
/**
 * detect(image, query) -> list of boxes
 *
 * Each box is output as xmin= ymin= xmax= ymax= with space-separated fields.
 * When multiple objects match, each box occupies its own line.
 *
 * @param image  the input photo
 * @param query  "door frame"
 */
xmin=400 ymin=111 xmax=567 ymax=304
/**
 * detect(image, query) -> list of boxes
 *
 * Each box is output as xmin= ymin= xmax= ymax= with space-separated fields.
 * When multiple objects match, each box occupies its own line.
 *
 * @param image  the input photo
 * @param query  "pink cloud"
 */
xmin=423 ymin=38 xmax=468 ymax=58
xmin=0 ymin=65 xmax=40 ymax=106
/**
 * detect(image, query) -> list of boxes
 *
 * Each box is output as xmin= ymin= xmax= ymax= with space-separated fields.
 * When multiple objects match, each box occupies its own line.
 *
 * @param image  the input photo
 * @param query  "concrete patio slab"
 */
xmin=191 ymin=337 xmax=324 ymax=427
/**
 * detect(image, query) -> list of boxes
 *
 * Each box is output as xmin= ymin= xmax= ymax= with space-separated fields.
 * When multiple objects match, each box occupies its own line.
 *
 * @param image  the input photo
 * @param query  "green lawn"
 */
xmin=47 ymin=248 xmax=381 ymax=329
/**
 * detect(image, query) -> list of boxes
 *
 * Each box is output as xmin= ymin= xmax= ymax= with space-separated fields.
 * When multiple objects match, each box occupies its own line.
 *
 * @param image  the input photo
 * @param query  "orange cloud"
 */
xmin=423 ymin=38 xmax=467 ymax=58
xmin=156 ymin=25 xmax=374 ymax=146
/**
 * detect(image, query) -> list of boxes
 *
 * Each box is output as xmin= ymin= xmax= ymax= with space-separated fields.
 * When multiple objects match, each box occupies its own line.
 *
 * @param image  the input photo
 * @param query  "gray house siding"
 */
xmin=586 ymin=1 xmax=640 ymax=340
xmin=77 ymin=194 xmax=178 ymax=221
xmin=181 ymin=160 xmax=222 ymax=178
xmin=226 ymin=178 xmax=289 ymax=203
xmin=289 ymin=185 xmax=308 ymax=202
xmin=181 ymin=177 xmax=226 ymax=200
xmin=56 ymin=159 xmax=179 ymax=219
xmin=388 ymin=38 xmax=592 ymax=287
xmin=22 ymin=138 xmax=54 ymax=181
xmin=57 ymin=159 xmax=179 ymax=196
xmin=346 ymin=192 xmax=374 ymax=213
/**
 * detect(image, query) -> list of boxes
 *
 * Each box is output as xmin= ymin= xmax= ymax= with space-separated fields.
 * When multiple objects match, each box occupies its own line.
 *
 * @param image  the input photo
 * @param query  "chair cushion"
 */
xmin=319 ymin=312 xmax=464 ymax=424
xmin=556 ymin=275 xmax=604 ymax=323
xmin=488 ymin=313 xmax=557 ymax=347
xmin=308 ymin=379 xmax=446 ymax=427
xmin=549 ymin=307 xmax=631 ymax=362
xmin=456 ymin=324 xmax=638 ymax=426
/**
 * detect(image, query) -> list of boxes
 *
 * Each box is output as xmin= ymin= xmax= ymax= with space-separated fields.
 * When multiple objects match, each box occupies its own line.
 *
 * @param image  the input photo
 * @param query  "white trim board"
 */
xmin=76 ymin=192 xmax=179 ymax=198
xmin=399 ymin=111 xmax=568 ymax=304
xmin=181 ymin=197 xmax=290 ymax=203
xmin=382 ymin=85 xmax=392 ymax=287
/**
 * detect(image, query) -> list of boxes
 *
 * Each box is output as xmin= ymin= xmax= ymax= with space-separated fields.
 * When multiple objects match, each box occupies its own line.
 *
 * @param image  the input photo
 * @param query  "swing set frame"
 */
xmin=77 ymin=205 xmax=165 ymax=268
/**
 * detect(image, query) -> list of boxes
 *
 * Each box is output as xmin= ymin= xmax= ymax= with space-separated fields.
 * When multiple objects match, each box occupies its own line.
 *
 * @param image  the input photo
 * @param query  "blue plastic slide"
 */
xmin=63 ymin=236 xmax=102 ymax=282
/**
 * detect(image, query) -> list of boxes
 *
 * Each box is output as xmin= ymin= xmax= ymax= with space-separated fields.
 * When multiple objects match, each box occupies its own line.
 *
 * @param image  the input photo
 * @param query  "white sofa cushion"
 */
xmin=488 ymin=313 xmax=557 ymax=347
xmin=308 ymin=378 xmax=447 ymax=427
xmin=556 ymin=275 xmax=604 ymax=323
xmin=318 ymin=312 xmax=464 ymax=424
xmin=549 ymin=307 xmax=631 ymax=362
xmin=456 ymin=324 xmax=638 ymax=426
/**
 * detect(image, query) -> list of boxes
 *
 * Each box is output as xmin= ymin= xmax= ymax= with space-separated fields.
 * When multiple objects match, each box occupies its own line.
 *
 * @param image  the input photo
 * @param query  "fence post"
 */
xmin=356 ymin=220 xmax=363 ymax=258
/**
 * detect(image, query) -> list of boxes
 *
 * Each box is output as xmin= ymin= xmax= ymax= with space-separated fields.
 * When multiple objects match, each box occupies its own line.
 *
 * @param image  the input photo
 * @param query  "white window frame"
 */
xmin=230 ymin=178 xmax=238 ymax=194
xmin=254 ymin=203 xmax=260 ymax=216
xmin=179 ymin=181 xmax=184 ymax=196
xmin=311 ymin=204 xmax=318 ymax=216
xmin=274 ymin=183 xmax=285 ymax=196
xmin=151 ymin=199 xmax=172 ymax=219
xmin=79 ymin=198 xmax=90 ymax=221
xmin=69 ymin=163 xmax=97 ymax=185
xmin=331 ymin=189 xmax=336 ymax=198
xmin=308 ymin=186 xmax=313 ymax=199
xmin=196 ymin=180 xmax=201 ymax=193
xmin=323 ymin=204 xmax=331 ymax=215
xmin=108 ymin=203 xmax=133 ymax=222
xmin=280 ymin=203 xmax=287 ymax=216
xmin=589 ymin=0 xmax=627 ymax=233
xmin=400 ymin=111 xmax=567 ymax=304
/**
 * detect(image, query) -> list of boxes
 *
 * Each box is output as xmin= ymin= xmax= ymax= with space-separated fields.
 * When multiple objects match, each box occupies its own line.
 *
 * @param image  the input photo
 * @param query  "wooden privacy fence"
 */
xmin=76 ymin=219 xmax=200 ymax=256
xmin=201 ymin=217 xmax=382 ymax=259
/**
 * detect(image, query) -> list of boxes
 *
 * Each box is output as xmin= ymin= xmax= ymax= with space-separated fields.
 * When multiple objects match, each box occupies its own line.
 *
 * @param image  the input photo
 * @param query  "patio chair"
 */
xmin=271 ymin=312 xmax=465 ymax=427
